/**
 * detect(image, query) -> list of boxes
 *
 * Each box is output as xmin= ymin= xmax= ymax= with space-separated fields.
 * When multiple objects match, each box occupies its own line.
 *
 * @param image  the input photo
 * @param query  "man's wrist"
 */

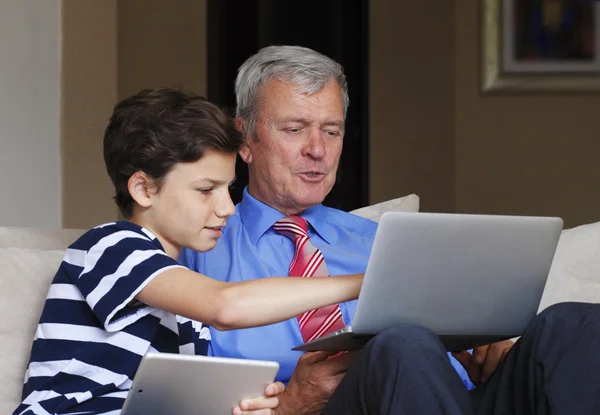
xmin=275 ymin=389 xmax=323 ymax=415
xmin=275 ymin=389 xmax=304 ymax=415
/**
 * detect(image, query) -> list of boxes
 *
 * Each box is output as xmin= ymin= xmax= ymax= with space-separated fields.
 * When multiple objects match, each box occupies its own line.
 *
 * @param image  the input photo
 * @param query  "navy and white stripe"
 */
xmin=15 ymin=221 xmax=210 ymax=415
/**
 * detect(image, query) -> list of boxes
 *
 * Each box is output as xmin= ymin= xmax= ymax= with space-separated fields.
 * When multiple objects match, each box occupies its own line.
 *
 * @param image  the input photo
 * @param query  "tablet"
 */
xmin=121 ymin=353 xmax=280 ymax=415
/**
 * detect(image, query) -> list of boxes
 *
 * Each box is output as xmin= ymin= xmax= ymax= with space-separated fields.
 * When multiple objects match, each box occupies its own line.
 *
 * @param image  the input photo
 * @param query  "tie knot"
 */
xmin=273 ymin=215 xmax=308 ymax=240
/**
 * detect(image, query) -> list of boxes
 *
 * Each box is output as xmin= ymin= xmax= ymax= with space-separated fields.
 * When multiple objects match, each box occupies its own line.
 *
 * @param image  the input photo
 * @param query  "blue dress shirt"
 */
xmin=180 ymin=187 xmax=474 ymax=390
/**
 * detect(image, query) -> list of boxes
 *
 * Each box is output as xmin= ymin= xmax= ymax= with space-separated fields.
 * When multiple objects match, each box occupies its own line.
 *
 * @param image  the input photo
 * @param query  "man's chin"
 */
xmin=292 ymin=192 xmax=330 ymax=210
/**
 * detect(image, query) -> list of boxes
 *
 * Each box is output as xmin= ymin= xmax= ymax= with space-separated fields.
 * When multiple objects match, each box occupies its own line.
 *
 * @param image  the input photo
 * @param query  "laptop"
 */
xmin=293 ymin=212 xmax=563 ymax=353
xmin=121 ymin=353 xmax=279 ymax=415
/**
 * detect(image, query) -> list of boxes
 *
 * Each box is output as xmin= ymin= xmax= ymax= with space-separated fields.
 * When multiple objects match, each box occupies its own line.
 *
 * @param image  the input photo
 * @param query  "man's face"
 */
xmin=142 ymin=150 xmax=237 ymax=256
xmin=239 ymin=78 xmax=344 ymax=215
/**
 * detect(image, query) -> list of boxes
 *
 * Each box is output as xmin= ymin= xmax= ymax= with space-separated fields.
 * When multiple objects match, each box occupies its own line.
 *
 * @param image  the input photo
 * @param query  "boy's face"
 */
xmin=142 ymin=150 xmax=237 ymax=256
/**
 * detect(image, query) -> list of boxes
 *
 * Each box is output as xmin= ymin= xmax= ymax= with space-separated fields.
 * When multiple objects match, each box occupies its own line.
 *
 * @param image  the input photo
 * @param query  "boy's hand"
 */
xmin=232 ymin=382 xmax=285 ymax=415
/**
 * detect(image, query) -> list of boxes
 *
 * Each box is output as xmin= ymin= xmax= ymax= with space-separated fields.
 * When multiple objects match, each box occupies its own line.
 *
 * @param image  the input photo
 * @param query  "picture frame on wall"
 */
xmin=482 ymin=0 xmax=600 ymax=92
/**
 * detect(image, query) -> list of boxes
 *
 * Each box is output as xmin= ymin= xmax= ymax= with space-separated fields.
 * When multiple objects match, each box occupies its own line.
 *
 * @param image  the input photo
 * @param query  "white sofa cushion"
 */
xmin=350 ymin=194 xmax=419 ymax=221
xmin=0 ymin=247 xmax=65 ymax=413
xmin=0 ymin=227 xmax=84 ymax=250
xmin=538 ymin=221 xmax=600 ymax=312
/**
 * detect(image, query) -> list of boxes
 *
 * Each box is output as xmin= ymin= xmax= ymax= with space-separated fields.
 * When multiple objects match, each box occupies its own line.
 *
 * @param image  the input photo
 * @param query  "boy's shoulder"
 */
xmin=69 ymin=220 xmax=154 ymax=252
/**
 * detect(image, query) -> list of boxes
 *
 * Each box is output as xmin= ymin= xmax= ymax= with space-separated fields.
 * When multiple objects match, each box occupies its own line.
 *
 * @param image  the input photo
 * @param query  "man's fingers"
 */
xmin=452 ymin=351 xmax=483 ymax=384
xmin=319 ymin=350 xmax=356 ymax=375
xmin=451 ymin=351 xmax=473 ymax=371
xmin=481 ymin=341 xmax=514 ymax=382
xmin=500 ymin=345 xmax=511 ymax=362
xmin=472 ymin=345 xmax=489 ymax=364
xmin=264 ymin=381 xmax=285 ymax=396
xmin=481 ymin=345 xmax=505 ymax=381
xmin=298 ymin=351 xmax=336 ymax=366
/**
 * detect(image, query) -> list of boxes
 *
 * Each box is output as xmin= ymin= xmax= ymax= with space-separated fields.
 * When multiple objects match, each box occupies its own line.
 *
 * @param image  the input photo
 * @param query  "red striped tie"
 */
xmin=273 ymin=216 xmax=345 ymax=343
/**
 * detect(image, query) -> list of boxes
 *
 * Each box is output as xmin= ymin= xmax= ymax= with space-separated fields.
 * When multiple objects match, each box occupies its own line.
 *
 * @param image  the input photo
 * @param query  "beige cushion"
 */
xmin=538 ymin=221 xmax=600 ymax=312
xmin=0 ymin=226 xmax=85 ymax=250
xmin=350 ymin=194 xmax=420 ymax=221
xmin=0 ymin=247 xmax=65 ymax=413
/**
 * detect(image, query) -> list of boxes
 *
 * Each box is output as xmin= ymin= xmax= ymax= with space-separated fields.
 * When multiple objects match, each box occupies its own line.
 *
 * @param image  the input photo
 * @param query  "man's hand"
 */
xmin=275 ymin=351 xmax=356 ymax=415
xmin=452 ymin=340 xmax=514 ymax=385
xmin=233 ymin=381 xmax=285 ymax=415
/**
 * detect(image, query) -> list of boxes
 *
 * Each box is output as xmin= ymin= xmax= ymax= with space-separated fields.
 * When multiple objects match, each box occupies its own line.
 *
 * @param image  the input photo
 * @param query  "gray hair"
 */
xmin=235 ymin=45 xmax=349 ymax=137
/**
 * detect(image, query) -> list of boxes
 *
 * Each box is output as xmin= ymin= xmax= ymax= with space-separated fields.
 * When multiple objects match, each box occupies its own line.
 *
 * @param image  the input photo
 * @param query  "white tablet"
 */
xmin=121 ymin=353 xmax=280 ymax=415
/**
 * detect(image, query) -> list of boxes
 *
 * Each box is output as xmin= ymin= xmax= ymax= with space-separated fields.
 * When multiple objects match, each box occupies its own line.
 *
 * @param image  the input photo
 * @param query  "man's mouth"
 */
xmin=297 ymin=171 xmax=327 ymax=183
xmin=299 ymin=171 xmax=325 ymax=177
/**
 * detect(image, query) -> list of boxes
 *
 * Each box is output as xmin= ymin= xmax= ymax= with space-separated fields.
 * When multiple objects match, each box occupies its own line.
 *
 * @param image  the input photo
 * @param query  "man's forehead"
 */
xmin=260 ymin=78 xmax=342 ymax=102
xmin=276 ymin=116 xmax=344 ymax=127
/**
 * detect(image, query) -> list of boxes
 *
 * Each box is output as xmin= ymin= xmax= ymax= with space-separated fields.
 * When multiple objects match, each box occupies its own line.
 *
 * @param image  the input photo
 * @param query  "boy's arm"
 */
xmin=135 ymin=267 xmax=362 ymax=331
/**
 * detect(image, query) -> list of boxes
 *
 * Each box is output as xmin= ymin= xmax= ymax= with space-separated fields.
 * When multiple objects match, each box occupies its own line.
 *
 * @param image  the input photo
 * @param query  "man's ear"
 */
xmin=234 ymin=117 xmax=246 ymax=134
xmin=239 ymin=141 xmax=252 ymax=164
xmin=235 ymin=117 xmax=253 ymax=164
xmin=127 ymin=171 xmax=155 ymax=209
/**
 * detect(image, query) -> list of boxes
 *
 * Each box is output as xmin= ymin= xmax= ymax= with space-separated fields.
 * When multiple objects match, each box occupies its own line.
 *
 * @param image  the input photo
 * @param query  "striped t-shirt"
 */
xmin=15 ymin=221 xmax=211 ymax=415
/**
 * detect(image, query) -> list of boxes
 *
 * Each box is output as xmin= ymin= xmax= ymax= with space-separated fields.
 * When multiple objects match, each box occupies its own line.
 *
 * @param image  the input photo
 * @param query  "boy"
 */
xmin=15 ymin=88 xmax=362 ymax=415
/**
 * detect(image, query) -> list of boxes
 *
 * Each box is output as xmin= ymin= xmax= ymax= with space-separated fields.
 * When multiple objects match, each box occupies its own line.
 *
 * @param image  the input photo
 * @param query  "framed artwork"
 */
xmin=482 ymin=0 xmax=600 ymax=92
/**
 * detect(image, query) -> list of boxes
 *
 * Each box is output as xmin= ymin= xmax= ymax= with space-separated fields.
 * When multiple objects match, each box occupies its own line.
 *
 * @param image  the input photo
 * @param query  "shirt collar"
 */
xmin=238 ymin=187 xmax=334 ymax=245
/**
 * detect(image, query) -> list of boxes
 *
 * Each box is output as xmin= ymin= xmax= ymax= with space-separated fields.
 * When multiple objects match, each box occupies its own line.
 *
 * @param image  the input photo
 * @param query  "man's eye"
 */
xmin=286 ymin=128 xmax=301 ymax=133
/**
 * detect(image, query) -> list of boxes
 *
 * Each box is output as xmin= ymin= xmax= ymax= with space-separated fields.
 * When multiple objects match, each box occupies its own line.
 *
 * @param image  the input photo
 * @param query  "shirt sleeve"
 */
xmin=179 ymin=248 xmax=197 ymax=271
xmin=447 ymin=352 xmax=476 ymax=390
xmin=179 ymin=247 xmax=207 ymax=275
xmin=74 ymin=229 xmax=185 ymax=332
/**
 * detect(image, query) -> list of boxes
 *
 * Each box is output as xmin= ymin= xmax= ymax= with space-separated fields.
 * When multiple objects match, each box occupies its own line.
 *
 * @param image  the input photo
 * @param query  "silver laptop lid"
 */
xmin=351 ymin=212 xmax=563 ymax=336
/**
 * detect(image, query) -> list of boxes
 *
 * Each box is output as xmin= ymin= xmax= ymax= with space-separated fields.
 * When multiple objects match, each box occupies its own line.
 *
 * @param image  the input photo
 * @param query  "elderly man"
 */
xmin=181 ymin=46 xmax=600 ymax=414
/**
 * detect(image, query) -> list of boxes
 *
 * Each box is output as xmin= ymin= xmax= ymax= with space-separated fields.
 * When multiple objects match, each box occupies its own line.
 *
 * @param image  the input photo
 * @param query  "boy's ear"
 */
xmin=128 ymin=171 xmax=154 ymax=209
xmin=235 ymin=117 xmax=253 ymax=164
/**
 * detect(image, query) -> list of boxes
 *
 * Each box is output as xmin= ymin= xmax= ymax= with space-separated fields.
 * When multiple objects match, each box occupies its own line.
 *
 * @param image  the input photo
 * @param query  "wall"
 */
xmin=8 ymin=1 xmax=596 ymax=229
xmin=117 ymin=0 xmax=207 ymax=99
xmin=454 ymin=0 xmax=600 ymax=228
xmin=60 ymin=0 xmax=207 ymax=229
xmin=370 ymin=0 xmax=600 ymax=228
xmin=0 ymin=0 xmax=62 ymax=227
xmin=369 ymin=0 xmax=456 ymax=213
xmin=61 ymin=0 xmax=119 ymax=229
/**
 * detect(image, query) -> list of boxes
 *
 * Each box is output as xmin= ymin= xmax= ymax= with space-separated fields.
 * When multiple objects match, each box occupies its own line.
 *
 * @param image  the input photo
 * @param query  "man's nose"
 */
xmin=302 ymin=128 xmax=326 ymax=159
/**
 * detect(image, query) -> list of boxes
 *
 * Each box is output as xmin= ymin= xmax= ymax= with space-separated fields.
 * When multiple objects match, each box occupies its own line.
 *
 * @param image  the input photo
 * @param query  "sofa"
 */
xmin=1 ymin=193 xmax=599 ymax=413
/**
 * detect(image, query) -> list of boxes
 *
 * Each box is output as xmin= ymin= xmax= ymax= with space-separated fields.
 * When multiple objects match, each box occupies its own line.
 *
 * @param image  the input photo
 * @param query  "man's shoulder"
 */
xmin=223 ymin=208 xmax=244 ymax=227
xmin=320 ymin=205 xmax=378 ymax=236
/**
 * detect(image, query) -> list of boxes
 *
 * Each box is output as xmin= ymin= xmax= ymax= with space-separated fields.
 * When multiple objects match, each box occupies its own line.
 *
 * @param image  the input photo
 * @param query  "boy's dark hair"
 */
xmin=103 ymin=87 xmax=242 ymax=218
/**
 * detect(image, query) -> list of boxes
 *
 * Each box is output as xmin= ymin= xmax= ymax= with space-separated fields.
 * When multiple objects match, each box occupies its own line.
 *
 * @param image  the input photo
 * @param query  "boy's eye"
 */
xmin=198 ymin=188 xmax=214 ymax=194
